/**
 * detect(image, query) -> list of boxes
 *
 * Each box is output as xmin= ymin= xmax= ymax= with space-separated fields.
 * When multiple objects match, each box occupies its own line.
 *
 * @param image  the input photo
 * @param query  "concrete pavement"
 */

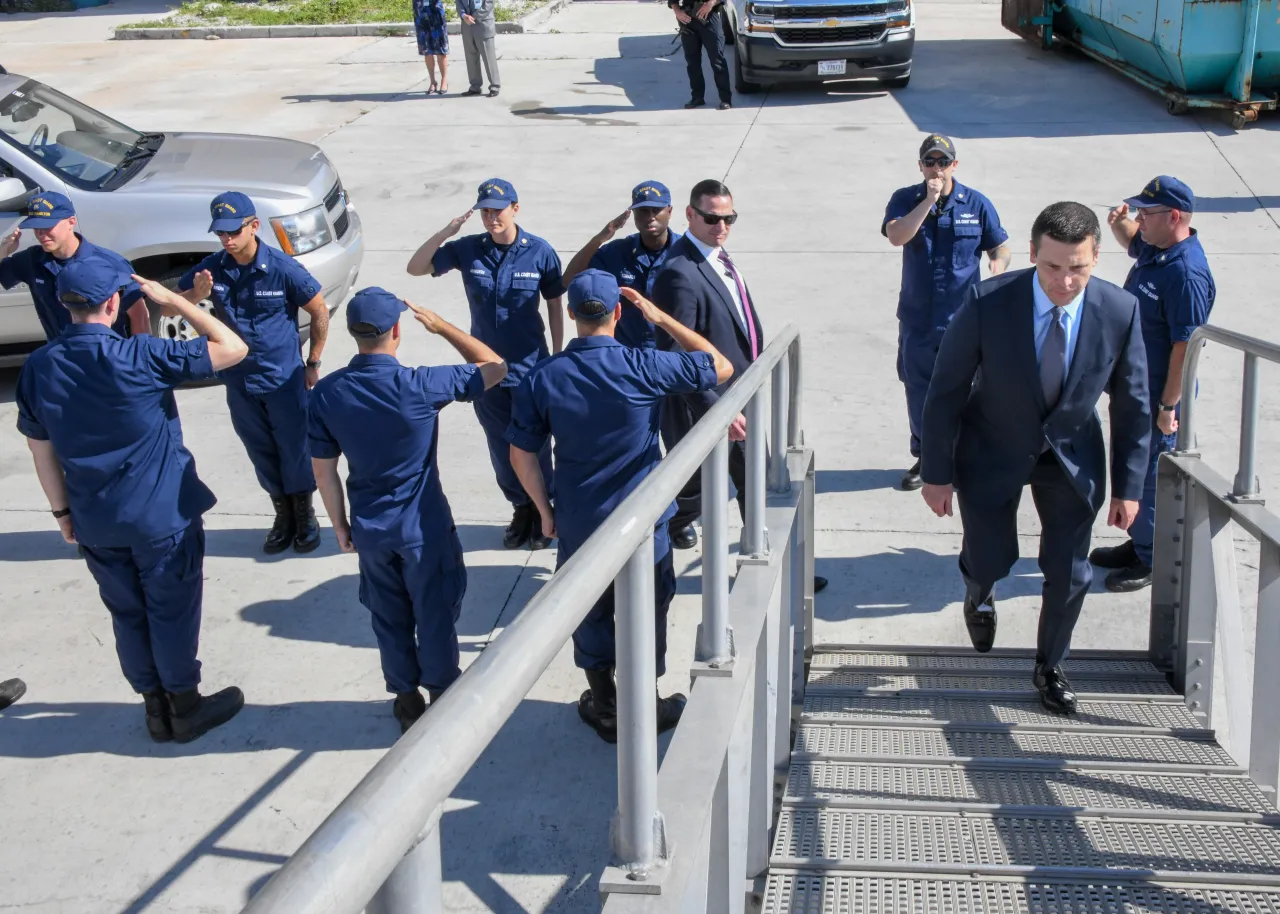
xmin=1 ymin=1 xmax=1278 ymax=910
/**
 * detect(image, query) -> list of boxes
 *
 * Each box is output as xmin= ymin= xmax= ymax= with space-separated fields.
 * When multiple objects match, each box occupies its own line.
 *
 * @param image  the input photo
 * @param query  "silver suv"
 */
xmin=0 ymin=65 xmax=363 ymax=366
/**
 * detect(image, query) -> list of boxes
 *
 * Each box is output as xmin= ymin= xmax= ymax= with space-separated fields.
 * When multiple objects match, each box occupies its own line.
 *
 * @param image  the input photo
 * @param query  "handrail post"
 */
xmin=742 ymin=389 xmax=768 ymax=557
xmin=769 ymin=355 xmax=791 ymax=494
xmin=612 ymin=531 xmax=667 ymax=877
xmin=366 ymin=811 xmax=444 ymax=914
xmin=1252 ymin=540 xmax=1280 ymax=805
xmin=1232 ymin=353 xmax=1262 ymax=502
xmin=697 ymin=439 xmax=734 ymax=668
xmin=786 ymin=337 xmax=803 ymax=448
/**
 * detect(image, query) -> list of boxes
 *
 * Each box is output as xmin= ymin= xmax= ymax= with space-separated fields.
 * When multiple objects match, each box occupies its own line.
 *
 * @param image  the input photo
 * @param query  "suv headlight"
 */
xmin=747 ymin=1 xmax=775 ymax=17
xmin=271 ymin=205 xmax=332 ymax=256
xmin=887 ymin=0 xmax=911 ymax=28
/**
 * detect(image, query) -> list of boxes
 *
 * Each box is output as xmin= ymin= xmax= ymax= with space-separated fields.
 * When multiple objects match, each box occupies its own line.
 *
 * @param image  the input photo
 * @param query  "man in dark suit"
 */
xmin=920 ymin=201 xmax=1150 ymax=713
xmin=651 ymin=179 xmax=827 ymax=593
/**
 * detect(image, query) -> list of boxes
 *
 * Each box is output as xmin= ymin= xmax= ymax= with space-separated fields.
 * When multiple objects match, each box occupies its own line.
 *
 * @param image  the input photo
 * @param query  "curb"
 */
xmin=112 ymin=0 xmax=570 ymax=39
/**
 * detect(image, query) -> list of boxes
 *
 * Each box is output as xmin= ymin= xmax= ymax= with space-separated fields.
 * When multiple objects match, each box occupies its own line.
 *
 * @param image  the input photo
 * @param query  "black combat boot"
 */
xmin=291 ymin=491 xmax=321 ymax=553
xmin=143 ymin=689 xmax=172 ymax=743
xmin=393 ymin=690 xmax=427 ymax=735
xmin=166 ymin=686 xmax=244 ymax=743
xmin=656 ymin=691 xmax=687 ymax=734
xmin=578 ymin=668 xmax=618 ymax=743
xmin=503 ymin=502 xmax=533 ymax=549
xmin=264 ymin=497 xmax=295 ymax=555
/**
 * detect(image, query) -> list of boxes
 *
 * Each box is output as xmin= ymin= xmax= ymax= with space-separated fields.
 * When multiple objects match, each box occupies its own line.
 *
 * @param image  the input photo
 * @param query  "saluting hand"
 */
xmin=444 ymin=210 xmax=474 ymax=238
xmin=601 ymin=210 xmax=630 ymax=240
xmin=192 ymin=269 xmax=215 ymax=301
xmin=1108 ymin=203 xmax=1131 ymax=226
xmin=618 ymin=287 xmax=664 ymax=325
xmin=405 ymin=300 xmax=444 ymax=333
xmin=921 ymin=482 xmax=954 ymax=518
xmin=132 ymin=274 xmax=172 ymax=304
xmin=0 ymin=228 xmax=20 ymax=259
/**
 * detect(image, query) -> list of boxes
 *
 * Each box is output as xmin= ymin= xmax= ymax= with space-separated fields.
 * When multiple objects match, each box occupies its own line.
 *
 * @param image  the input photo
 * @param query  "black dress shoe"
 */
xmin=0 ymin=678 xmax=27 ymax=711
xmin=488 ymin=87 xmax=500 ymax=97
xmin=143 ymin=689 xmax=172 ymax=743
xmin=166 ymin=686 xmax=244 ymax=743
xmin=684 ymin=98 xmax=706 ymax=109
xmin=963 ymin=593 xmax=996 ymax=653
xmin=1034 ymin=662 xmax=1078 ymax=714
xmin=813 ymin=576 xmax=828 ymax=593
xmin=578 ymin=668 xmax=618 ymax=743
xmin=900 ymin=459 xmax=923 ymax=491
xmin=503 ymin=503 xmax=533 ymax=549
xmin=671 ymin=524 xmax=698 ymax=550
xmin=264 ymin=496 xmax=296 ymax=555
xmin=1089 ymin=539 xmax=1138 ymax=569
xmin=291 ymin=491 xmax=322 ymax=553
xmin=1104 ymin=561 xmax=1153 ymax=593
xmin=717 ymin=100 xmax=732 ymax=110
xmin=393 ymin=690 xmax=427 ymax=734
xmin=462 ymin=87 xmax=482 ymax=96
xmin=656 ymin=692 xmax=686 ymax=734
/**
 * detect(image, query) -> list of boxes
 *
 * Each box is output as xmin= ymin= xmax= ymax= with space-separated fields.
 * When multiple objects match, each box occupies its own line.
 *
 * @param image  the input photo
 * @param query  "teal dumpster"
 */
xmin=1003 ymin=0 xmax=1279 ymax=126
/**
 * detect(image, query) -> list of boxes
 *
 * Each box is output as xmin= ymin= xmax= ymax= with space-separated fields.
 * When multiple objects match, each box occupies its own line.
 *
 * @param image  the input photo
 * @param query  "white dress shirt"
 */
xmin=686 ymin=233 xmax=749 ymax=332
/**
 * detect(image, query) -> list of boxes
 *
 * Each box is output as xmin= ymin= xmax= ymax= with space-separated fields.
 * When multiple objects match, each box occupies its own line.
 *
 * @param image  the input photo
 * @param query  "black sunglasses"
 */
xmin=921 ymin=156 xmax=953 ymax=167
xmin=215 ymin=219 xmax=254 ymax=239
xmin=692 ymin=205 xmax=738 ymax=226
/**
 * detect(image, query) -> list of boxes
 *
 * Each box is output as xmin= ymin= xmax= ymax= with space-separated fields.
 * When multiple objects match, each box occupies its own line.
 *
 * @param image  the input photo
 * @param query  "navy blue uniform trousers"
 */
xmin=957 ymin=451 xmax=1096 ymax=669
xmin=81 ymin=522 xmax=205 ymax=694
xmin=897 ymin=325 xmax=944 ymax=459
xmin=679 ymin=13 xmax=731 ymax=105
xmin=225 ymin=366 xmax=316 ymax=498
xmin=358 ymin=530 xmax=468 ymax=694
xmin=474 ymin=384 xmax=552 ymax=507
xmin=1130 ymin=423 xmax=1176 ymax=568
xmin=572 ymin=548 xmax=677 ymax=675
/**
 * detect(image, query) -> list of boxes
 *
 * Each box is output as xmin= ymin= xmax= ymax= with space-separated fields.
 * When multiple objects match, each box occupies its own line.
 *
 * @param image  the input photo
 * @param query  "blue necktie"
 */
xmin=1041 ymin=306 xmax=1067 ymax=411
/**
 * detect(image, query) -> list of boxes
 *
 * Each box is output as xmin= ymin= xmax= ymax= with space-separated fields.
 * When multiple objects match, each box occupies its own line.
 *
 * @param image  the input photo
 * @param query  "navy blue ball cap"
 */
xmin=475 ymin=178 xmax=517 ymax=210
xmin=20 ymin=191 xmax=75 ymax=229
xmin=209 ymin=191 xmax=256 ymax=232
xmin=1125 ymin=176 xmax=1195 ymax=213
xmin=919 ymin=133 xmax=956 ymax=161
xmin=347 ymin=286 xmax=407 ymax=336
xmin=630 ymin=181 xmax=671 ymax=210
xmin=568 ymin=269 xmax=620 ymax=319
xmin=56 ymin=250 xmax=130 ymax=309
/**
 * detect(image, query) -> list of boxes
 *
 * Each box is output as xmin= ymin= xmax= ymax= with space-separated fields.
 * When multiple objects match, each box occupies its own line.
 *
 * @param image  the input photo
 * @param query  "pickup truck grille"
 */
xmin=334 ymin=209 xmax=350 ymax=239
xmin=774 ymin=4 xmax=891 ymax=17
xmin=777 ymin=23 xmax=886 ymax=42
xmin=324 ymin=179 xmax=344 ymax=213
xmin=324 ymin=178 xmax=352 ymax=239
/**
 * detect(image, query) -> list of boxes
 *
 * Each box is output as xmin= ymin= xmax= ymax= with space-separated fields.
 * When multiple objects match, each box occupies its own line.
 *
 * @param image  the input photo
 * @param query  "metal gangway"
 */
xmin=241 ymin=324 xmax=1280 ymax=914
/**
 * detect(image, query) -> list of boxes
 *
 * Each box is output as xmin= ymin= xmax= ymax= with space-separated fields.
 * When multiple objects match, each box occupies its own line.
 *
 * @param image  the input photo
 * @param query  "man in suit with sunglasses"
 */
xmin=650 ymin=179 xmax=828 ymax=592
xmin=173 ymin=192 xmax=331 ymax=556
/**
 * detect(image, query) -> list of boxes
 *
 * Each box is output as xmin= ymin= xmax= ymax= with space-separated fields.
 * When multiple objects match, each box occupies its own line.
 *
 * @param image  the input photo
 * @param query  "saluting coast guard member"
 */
xmin=176 ymin=192 xmax=330 ymax=556
xmin=407 ymin=178 xmax=564 ymax=552
xmin=0 ymin=192 xmax=149 ymax=341
xmin=309 ymin=288 xmax=507 ymax=734
xmin=884 ymin=134 xmax=1011 ymax=491
xmin=15 ymin=252 xmax=249 ymax=744
xmin=505 ymin=270 xmax=732 ymax=743
xmin=1091 ymin=177 xmax=1215 ymax=593
xmin=562 ymin=180 xmax=682 ymax=350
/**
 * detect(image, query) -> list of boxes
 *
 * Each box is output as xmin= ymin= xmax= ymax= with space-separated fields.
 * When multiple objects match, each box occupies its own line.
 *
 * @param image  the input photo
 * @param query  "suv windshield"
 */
xmin=0 ymin=79 xmax=156 ymax=190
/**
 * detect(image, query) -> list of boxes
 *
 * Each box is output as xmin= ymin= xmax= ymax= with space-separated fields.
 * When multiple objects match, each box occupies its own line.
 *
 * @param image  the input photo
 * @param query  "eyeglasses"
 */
xmin=1135 ymin=207 xmax=1173 ymax=217
xmin=921 ymin=156 xmax=953 ymax=167
xmin=215 ymin=220 xmax=254 ymax=238
xmin=692 ymin=205 xmax=738 ymax=226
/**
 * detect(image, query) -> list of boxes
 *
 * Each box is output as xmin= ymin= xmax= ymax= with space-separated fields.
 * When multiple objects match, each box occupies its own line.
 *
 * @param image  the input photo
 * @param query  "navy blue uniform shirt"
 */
xmin=308 ymin=354 xmax=485 ymax=553
xmin=432 ymin=229 xmax=563 ymax=385
xmin=505 ymin=336 xmax=718 ymax=561
xmin=882 ymin=180 xmax=1008 ymax=333
xmin=588 ymin=231 xmax=682 ymax=349
xmin=1124 ymin=232 xmax=1215 ymax=403
xmin=15 ymin=325 xmax=217 ymax=548
xmin=178 ymin=242 xmax=321 ymax=395
xmin=0 ymin=235 xmax=143 ymax=341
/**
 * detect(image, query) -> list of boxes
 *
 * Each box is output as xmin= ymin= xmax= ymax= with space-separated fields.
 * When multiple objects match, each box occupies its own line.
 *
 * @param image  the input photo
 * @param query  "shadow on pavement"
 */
xmin=816 ymin=468 xmax=907 ymax=493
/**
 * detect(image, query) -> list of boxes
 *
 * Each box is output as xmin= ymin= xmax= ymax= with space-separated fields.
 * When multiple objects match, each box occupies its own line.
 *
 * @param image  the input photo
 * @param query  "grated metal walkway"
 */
xmin=764 ymin=646 xmax=1280 ymax=913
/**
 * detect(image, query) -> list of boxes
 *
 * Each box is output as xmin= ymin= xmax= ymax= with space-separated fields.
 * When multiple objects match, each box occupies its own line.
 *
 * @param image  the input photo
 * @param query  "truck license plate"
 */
xmin=818 ymin=60 xmax=847 ymax=76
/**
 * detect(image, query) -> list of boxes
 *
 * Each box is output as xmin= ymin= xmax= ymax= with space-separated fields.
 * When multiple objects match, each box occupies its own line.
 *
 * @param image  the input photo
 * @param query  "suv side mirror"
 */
xmin=0 ymin=177 xmax=33 ymax=213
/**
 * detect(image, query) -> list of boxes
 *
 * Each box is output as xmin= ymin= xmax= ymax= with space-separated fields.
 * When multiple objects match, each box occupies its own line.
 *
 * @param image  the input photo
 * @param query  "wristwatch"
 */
xmin=1158 ymin=403 xmax=1177 ymax=413
xmin=306 ymin=358 xmax=322 ymax=369
xmin=52 ymin=507 xmax=71 ymax=518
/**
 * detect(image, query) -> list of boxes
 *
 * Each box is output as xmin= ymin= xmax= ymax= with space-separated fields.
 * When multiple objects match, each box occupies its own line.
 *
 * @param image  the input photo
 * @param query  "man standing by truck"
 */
xmin=670 ymin=0 xmax=732 ymax=110
xmin=883 ymin=135 xmax=1011 ymax=491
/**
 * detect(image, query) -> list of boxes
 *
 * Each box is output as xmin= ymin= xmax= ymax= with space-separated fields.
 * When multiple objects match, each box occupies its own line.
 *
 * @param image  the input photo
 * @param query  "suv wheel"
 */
xmin=150 ymin=265 xmax=214 ymax=342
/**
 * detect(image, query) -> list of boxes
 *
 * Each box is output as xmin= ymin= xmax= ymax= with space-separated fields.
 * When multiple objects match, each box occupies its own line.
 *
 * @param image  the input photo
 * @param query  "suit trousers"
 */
xmin=662 ymin=396 xmax=747 ymax=531
xmin=957 ymin=451 xmax=1097 ymax=669
xmin=474 ymin=383 xmax=553 ymax=507
xmin=460 ymin=19 xmax=500 ymax=90
xmin=679 ymin=15 xmax=731 ymax=105
xmin=225 ymin=367 xmax=315 ymax=498
xmin=81 ymin=523 xmax=205 ymax=694
xmin=358 ymin=531 xmax=468 ymax=694
xmin=572 ymin=547 xmax=677 ymax=675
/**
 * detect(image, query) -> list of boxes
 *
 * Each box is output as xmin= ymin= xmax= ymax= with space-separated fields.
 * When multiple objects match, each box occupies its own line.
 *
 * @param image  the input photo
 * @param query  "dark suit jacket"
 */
xmin=921 ymin=268 xmax=1151 ymax=514
xmin=649 ymin=235 xmax=762 ymax=420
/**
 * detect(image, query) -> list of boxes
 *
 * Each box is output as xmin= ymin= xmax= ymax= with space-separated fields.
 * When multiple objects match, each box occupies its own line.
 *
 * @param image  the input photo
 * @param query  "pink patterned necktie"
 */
xmin=717 ymin=249 xmax=758 ymax=359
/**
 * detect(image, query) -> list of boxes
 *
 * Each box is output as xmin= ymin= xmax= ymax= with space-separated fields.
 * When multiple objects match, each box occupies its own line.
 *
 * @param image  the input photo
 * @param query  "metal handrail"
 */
xmin=241 ymin=324 xmax=803 ymax=914
xmin=1176 ymin=323 xmax=1280 ymax=500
